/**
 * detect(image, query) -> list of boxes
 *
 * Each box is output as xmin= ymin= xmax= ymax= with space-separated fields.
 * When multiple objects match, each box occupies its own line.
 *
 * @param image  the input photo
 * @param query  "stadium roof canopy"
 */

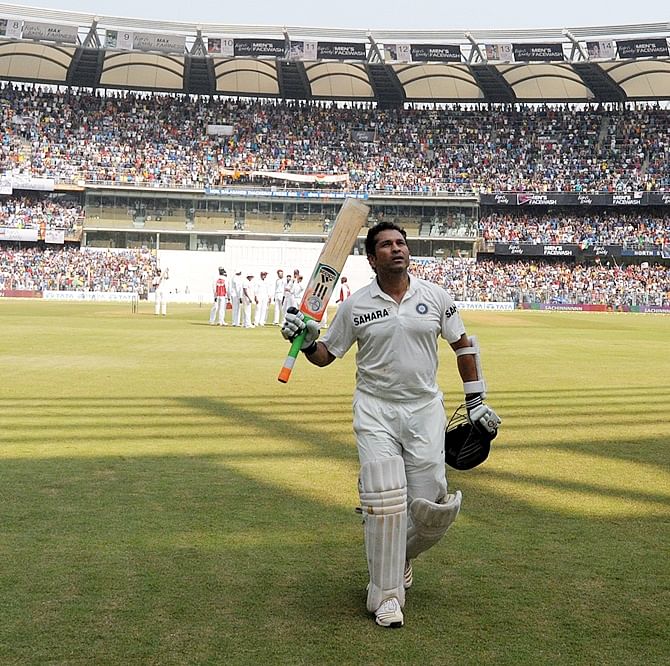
xmin=0 ymin=3 xmax=669 ymax=105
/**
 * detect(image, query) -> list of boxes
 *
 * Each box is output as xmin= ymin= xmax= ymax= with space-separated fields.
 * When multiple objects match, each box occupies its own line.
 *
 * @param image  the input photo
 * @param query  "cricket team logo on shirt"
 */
xmin=416 ymin=303 xmax=429 ymax=315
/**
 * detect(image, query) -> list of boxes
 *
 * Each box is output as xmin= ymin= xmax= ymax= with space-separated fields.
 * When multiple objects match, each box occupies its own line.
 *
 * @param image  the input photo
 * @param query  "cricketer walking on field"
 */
xmin=281 ymin=221 xmax=501 ymax=628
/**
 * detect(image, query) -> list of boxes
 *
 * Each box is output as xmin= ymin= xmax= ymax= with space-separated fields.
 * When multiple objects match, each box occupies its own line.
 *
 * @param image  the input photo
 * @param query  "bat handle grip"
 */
xmin=277 ymin=328 xmax=307 ymax=383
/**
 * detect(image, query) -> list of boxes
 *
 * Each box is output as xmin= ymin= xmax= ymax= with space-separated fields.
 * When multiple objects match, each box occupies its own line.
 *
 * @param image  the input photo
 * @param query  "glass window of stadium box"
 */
xmin=84 ymin=230 xmax=157 ymax=249
xmin=158 ymin=233 xmax=189 ymax=251
xmin=195 ymin=235 xmax=227 ymax=252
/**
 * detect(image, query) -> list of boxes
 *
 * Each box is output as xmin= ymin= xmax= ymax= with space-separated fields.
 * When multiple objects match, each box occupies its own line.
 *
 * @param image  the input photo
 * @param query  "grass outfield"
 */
xmin=1 ymin=300 xmax=668 ymax=665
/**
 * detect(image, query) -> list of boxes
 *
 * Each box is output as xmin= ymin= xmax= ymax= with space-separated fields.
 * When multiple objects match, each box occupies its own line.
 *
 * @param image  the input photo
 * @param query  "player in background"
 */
xmin=281 ymin=221 xmax=500 ymax=628
xmin=209 ymin=267 xmax=229 ymax=326
xmin=292 ymin=274 xmax=305 ymax=307
xmin=336 ymin=275 xmax=351 ymax=304
xmin=281 ymin=274 xmax=295 ymax=319
xmin=241 ymin=273 xmax=256 ymax=328
xmin=254 ymin=271 xmax=272 ymax=327
xmin=230 ymin=270 xmax=243 ymax=326
xmin=154 ymin=267 xmax=169 ymax=316
xmin=272 ymin=269 xmax=286 ymax=325
xmin=324 ymin=275 xmax=352 ymax=328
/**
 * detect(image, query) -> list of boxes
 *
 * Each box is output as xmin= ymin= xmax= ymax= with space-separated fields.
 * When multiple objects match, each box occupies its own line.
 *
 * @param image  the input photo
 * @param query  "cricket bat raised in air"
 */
xmin=278 ymin=198 xmax=369 ymax=383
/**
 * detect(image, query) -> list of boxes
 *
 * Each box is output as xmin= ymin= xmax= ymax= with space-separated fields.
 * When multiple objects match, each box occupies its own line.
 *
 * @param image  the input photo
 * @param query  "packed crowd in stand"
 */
xmin=479 ymin=211 xmax=670 ymax=249
xmin=0 ymin=245 xmax=158 ymax=292
xmin=1 ymin=85 xmax=669 ymax=193
xmin=409 ymin=258 xmax=669 ymax=307
xmin=1 ymin=243 xmax=666 ymax=307
xmin=0 ymin=85 xmax=667 ymax=308
xmin=0 ymin=196 xmax=84 ymax=232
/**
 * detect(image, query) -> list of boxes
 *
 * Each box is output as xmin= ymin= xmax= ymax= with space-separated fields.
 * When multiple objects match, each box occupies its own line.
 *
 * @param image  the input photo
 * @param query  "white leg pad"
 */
xmin=358 ymin=456 xmax=407 ymax=612
xmin=405 ymin=491 xmax=462 ymax=561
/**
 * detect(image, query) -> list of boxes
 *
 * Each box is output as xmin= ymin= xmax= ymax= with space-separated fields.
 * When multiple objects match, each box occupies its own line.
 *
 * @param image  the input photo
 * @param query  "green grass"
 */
xmin=0 ymin=301 xmax=668 ymax=665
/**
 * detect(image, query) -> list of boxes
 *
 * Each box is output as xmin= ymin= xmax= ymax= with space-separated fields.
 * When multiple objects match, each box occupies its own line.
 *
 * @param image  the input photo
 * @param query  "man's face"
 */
xmin=277 ymin=270 xmax=283 ymax=278
xmin=368 ymin=229 xmax=409 ymax=274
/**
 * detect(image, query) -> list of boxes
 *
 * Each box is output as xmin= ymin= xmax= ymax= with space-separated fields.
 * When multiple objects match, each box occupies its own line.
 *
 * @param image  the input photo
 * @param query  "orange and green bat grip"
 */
xmin=277 ymin=316 xmax=313 ymax=383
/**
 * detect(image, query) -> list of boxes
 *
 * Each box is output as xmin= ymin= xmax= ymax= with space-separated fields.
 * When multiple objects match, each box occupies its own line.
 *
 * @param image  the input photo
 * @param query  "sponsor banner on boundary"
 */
xmin=521 ymin=303 xmax=670 ymax=314
xmin=0 ymin=289 xmax=42 ymax=298
xmin=43 ymin=291 xmax=136 ymax=302
xmin=455 ymin=301 xmax=515 ymax=311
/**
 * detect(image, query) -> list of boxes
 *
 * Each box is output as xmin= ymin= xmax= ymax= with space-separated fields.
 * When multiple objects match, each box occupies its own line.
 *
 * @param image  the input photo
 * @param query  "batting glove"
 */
xmin=281 ymin=307 xmax=320 ymax=351
xmin=465 ymin=394 xmax=501 ymax=435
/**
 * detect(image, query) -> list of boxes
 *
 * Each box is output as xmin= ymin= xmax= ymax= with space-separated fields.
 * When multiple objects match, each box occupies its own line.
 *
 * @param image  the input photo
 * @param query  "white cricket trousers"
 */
xmin=154 ymin=289 xmax=167 ymax=316
xmin=255 ymin=299 xmax=269 ymax=326
xmin=242 ymin=301 xmax=253 ymax=327
xmin=353 ymin=390 xmax=448 ymax=505
xmin=273 ymin=297 xmax=283 ymax=324
xmin=232 ymin=298 xmax=242 ymax=326
xmin=209 ymin=298 xmax=227 ymax=325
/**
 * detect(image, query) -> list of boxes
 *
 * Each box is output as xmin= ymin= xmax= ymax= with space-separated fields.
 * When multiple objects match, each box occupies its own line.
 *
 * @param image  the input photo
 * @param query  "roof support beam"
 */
xmin=563 ymin=29 xmax=588 ymax=62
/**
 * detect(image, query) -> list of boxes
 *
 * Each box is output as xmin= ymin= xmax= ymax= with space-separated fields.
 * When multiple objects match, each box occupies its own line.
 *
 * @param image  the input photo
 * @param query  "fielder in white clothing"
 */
xmin=241 ymin=274 xmax=255 ymax=328
xmin=209 ymin=267 xmax=229 ymax=326
xmin=154 ymin=267 xmax=169 ymax=316
xmin=230 ymin=271 xmax=243 ymax=326
xmin=272 ymin=269 xmax=286 ymax=325
xmin=254 ymin=271 xmax=272 ymax=326
xmin=281 ymin=221 xmax=501 ymax=628
xmin=292 ymin=274 xmax=305 ymax=306
xmin=281 ymin=275 xmax=295 ymax=319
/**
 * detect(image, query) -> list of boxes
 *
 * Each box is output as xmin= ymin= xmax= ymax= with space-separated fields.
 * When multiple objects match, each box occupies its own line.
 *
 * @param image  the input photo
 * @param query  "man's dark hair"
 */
xmin=365 ymin=221 xmax=407 ymax=256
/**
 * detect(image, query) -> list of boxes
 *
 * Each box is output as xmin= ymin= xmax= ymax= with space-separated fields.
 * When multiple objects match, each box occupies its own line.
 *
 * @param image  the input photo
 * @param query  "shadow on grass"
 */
xmin=1 ymin=387 xmax=669 ymax=664
xmin=1 ymin=451 xmax=668 ymax=666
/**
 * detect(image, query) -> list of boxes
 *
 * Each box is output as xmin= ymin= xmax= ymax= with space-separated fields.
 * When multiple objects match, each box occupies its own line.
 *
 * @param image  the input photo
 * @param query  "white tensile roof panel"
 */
xmin=101 ymin=53 xmax=184 ymax=90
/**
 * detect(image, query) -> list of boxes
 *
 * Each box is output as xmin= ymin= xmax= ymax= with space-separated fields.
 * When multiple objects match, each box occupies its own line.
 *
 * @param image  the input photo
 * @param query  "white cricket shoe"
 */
xmin=404 ymin=560 xmax=413 ymax=589
xmin=374 ymin=597 xmax=404 ymax=628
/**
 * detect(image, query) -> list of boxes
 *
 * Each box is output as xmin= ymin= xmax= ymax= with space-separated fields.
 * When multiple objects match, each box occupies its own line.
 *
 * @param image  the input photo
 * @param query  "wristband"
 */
xmin=465 ymin=394 xmax=483 ymax=410
xmin=301 ymin=341 xmax=318 ymax=356
xmin=463 ymin=380 xmax=485 ymax=394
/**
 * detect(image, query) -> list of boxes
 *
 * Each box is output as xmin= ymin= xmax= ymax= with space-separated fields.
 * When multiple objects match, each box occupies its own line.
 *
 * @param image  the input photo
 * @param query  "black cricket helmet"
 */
xmin=444 ymin=404 xmax=497 ymax=470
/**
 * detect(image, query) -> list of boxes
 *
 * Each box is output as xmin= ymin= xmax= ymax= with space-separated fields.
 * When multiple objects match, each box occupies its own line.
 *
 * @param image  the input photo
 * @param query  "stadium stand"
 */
xmin=0 ymin=10 xmax=667 ymax=310
xmin=1 ymin=88 xmax=669 ymax=194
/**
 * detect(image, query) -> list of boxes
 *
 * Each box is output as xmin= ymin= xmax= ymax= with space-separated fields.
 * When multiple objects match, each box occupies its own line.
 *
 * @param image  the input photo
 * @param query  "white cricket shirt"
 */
xmin=321 ymin=275 xmax=466 ymax=401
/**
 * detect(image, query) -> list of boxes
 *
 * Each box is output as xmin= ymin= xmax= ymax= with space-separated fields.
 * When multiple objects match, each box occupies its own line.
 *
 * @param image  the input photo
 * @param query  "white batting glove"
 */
xmin=465 ymin=395 xmax=501 ymax=435
xmin=281 ymin=307 xmax=320 ymax=350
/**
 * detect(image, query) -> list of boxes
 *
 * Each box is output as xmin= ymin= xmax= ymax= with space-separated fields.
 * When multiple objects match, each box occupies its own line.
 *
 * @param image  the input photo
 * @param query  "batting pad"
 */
xmin=358 ymin=456 xmax=407 ymax=612
xmin=405 ymin=491 xmax=462 ymax=561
